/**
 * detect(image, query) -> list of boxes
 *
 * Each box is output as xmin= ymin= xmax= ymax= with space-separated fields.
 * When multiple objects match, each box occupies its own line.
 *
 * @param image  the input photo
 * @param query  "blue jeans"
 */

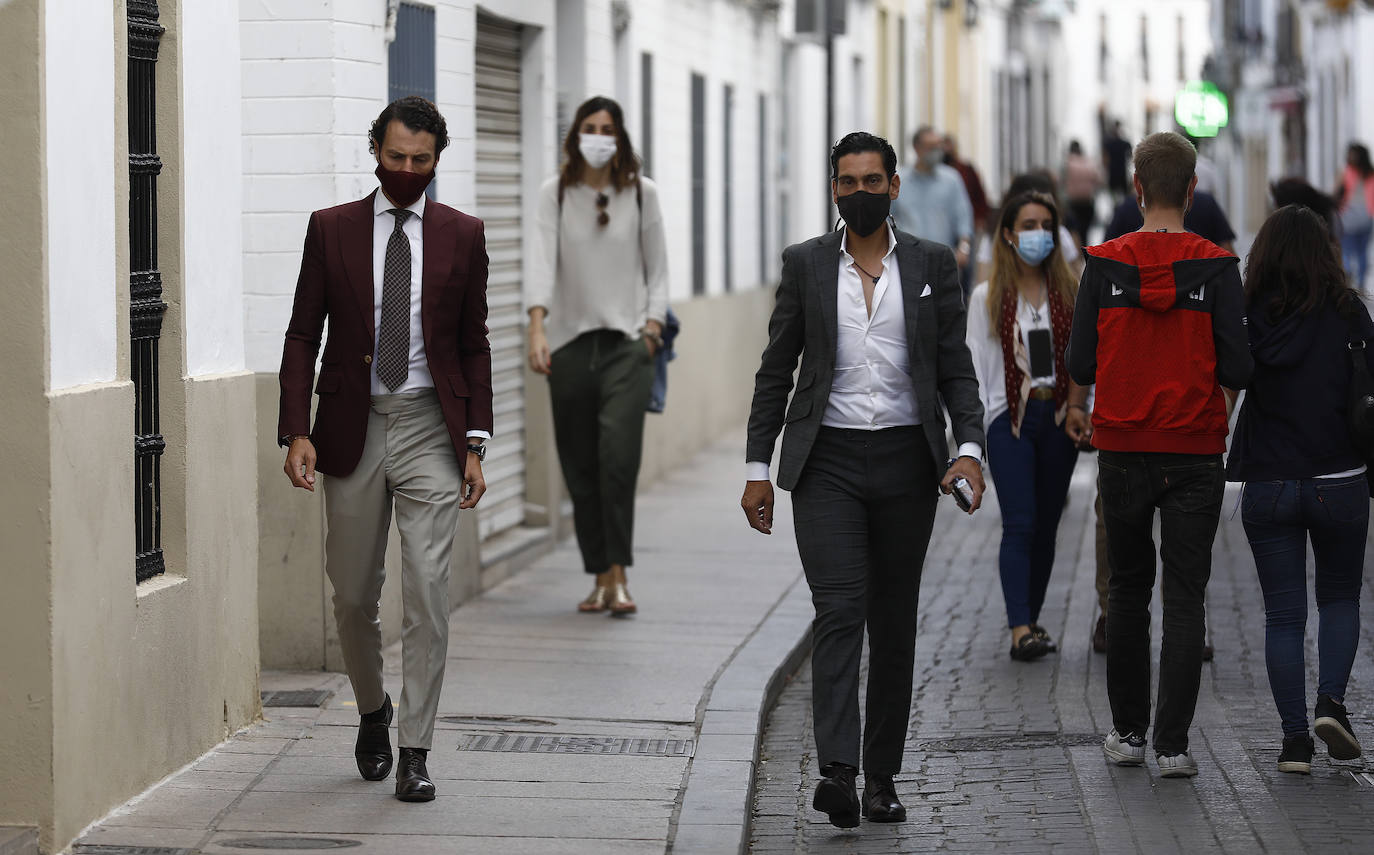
xmin=1241 ymin=476 xmax=1368 ymax=736
xmin=1343 ymin=222 xmax=1371 ymax=291
xmin=987 ymin=399 xmax=1079 ymax=628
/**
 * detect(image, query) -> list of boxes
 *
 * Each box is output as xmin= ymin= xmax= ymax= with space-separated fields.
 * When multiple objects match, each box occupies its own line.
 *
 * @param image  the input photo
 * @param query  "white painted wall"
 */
xmin=184 ymin=0 xmax=247 ymax=376
xmin=45 ymin=0 xmax=117 ymax=390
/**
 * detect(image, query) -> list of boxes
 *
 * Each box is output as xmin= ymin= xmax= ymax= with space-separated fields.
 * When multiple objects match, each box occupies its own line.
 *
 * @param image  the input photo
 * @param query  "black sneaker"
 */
xmin=1315 ymin=695 xmax=1362 ymax=760
xmin=1277 ymin=734 xmax=1313 ymax=774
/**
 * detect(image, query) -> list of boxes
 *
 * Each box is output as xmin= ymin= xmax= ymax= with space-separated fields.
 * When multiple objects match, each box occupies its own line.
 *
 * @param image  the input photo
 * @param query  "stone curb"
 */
xmin=670 ymin=572 xmax=814 ymax=854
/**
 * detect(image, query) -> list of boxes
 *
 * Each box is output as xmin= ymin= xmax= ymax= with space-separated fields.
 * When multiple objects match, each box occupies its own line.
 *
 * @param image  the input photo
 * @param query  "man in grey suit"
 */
xmin=741 ymin=132 xmax=986 ymax=829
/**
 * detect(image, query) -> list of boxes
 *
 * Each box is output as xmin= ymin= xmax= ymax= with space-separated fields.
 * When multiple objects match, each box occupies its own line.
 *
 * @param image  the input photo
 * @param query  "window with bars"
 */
xmin=640 ymin=52 xmax=654 ymax=178
xmin=691 ymin=73 xmax=706 ymax=296
xmin=723 ymin=83 xmax=733 ymax=294
xmin=128 ymin=0 xmax=167 ymax=583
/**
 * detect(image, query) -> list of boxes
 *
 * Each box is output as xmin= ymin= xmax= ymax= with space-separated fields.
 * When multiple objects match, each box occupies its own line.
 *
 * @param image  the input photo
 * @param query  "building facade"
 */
xmin=0 ymin=1 xmax=259 ymax=851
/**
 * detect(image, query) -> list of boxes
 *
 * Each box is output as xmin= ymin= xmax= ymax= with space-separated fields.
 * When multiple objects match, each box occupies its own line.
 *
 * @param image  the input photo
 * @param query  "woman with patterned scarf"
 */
xmin=965 ymin=191 xmax=1088 ymax=661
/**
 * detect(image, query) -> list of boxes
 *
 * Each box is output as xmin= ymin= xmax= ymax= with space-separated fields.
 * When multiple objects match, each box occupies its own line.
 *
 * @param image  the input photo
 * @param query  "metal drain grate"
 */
xmin=217 ymin=839 xmax=362 ymax=850
xmin=920 ymin=732 xmax=1103 ymax=753
xmin=439 ymin=714 xmax=557 ymax=727
xmin=260 ymin=690 xmax=332 ymax=708
xmin=73 ymin=846 xmax=197 ymax=855
xmin=457 ymin=732 xmax=695 ymax=757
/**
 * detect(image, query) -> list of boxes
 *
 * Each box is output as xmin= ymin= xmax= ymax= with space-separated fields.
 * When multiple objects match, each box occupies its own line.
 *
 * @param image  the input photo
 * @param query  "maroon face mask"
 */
xmin=375 ymin=164 xmax=435 ymax=208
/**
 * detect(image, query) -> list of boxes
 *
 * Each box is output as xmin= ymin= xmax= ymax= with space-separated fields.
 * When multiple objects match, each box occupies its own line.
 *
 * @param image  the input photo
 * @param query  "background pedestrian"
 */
xmin=1063 ymin=140 xmax=1102 ymax=246
xmin=891 ymin=126 xmax=975 ymax=280
xmin=1337 ymin=142 xmax=1374 ymax=291
xmin=525 ymin=95 xmax=669 ymax=616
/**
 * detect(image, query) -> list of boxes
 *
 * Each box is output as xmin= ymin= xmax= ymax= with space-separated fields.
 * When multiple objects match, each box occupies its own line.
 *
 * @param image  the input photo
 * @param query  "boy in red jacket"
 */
xmin=1068 ymin=132 xmax=1252 ymax=778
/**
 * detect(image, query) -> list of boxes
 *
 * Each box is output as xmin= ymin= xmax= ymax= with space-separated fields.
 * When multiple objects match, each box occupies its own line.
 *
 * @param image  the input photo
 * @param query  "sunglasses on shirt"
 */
xmin=596 ymin=192 xmax=610 ymax=227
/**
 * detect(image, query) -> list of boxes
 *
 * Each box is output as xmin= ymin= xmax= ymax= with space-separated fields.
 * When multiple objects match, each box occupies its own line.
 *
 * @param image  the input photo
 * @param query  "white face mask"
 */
xmin=579 ymin=133 xmax=618 ymax=169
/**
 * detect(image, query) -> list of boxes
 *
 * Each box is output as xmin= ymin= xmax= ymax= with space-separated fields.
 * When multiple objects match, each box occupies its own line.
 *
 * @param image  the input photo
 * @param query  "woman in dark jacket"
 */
xmin=1227 ymin=204 xmax=1374 ymax=774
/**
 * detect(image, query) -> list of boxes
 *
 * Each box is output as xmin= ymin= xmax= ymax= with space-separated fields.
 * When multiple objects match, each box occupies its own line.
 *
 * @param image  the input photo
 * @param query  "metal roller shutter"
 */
xmin=474 ymin=14 xmax=526 ymax=540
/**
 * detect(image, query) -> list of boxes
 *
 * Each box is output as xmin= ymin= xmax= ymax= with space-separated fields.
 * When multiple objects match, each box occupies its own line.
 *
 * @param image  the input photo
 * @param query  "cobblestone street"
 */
xmin=751 ymin=459 xmax=1374 ymax=854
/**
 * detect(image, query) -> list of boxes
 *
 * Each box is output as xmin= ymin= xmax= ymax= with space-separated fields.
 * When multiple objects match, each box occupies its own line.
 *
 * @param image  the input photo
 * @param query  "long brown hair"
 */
xmin=986 ymin=191 xmax=1078 ymax=336
xmin=1244 ymin=204 xmax=1357 ymax=321
xmin=559 ymin=96 xmax=640 ymax=196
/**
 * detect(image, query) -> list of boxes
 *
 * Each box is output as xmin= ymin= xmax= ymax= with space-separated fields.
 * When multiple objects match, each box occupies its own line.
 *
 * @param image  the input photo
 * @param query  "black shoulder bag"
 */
xmin=1344 ymin=320 xmax=1374 ymax=497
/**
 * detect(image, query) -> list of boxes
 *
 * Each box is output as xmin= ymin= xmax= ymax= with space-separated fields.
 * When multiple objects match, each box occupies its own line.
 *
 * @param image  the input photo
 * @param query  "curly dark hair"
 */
xmin=830 ymin=132 xmax=897 ymax=181
xmin=368 ymin=96 xmax=450 ymax=158
xmin=1244 ymin=204 xmax=1357 ymax=322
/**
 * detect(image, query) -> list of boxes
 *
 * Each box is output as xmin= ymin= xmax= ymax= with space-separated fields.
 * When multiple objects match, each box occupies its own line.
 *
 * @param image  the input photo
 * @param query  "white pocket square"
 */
xmin=919 ymin=284 xmax=932 ymax=297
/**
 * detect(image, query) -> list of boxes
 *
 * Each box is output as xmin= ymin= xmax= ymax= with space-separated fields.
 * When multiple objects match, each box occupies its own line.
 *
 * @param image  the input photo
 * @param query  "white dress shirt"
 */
xmin=746 ymin=226 xmax=979 ymax=481
xmin=370 ymin=187 xmax=490 ymax=440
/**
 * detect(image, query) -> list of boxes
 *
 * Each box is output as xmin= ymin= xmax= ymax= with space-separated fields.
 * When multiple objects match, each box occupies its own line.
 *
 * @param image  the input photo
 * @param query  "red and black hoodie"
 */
xmin=1067 ymin=232 xmax=1253 ymax=454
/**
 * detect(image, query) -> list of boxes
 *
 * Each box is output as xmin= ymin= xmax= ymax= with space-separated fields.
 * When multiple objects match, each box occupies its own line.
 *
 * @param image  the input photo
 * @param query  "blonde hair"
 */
xmin=986 ymin=191 xmax=1078 ymax=337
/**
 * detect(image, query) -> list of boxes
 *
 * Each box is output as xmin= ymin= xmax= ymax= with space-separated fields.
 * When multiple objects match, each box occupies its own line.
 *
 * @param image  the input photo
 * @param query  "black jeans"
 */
xmin=791 ymin=426 xmax=939 ymax=775
xmin=1097 ymin=450 xmax=1224 ymax=756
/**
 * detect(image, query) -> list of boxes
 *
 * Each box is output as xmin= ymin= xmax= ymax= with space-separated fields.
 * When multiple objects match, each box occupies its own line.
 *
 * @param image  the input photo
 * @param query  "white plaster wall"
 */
xmin=45 ymin=0 xmax=117 ymax=390
xmin=240 ymin=0 xmax=391 ymax=372
xmin=184 ymin=0 xmax=247 ymax=375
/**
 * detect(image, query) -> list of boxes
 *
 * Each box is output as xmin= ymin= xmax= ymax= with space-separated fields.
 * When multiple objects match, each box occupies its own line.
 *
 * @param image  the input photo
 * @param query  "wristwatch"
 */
xmin=466 ymin=442 xmax=487 ymax=462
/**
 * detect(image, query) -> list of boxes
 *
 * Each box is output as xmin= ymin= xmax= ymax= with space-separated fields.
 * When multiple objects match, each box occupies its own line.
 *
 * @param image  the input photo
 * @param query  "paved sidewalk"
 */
xmin=751 ymin=459 xmax=1374 ymax=853
xmin=73 ymin=431 xmax=807 ymax=855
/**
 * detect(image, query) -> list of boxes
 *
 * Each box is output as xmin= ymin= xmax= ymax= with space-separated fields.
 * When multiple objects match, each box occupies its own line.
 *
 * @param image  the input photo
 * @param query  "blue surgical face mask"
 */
xmin=1013 ymin=229 xmax=1055 ymax=266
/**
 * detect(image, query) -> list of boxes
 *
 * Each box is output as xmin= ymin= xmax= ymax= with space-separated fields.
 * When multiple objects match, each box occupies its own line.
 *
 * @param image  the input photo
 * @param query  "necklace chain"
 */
xmin=852 ymin=259 xmax=881 ymax=284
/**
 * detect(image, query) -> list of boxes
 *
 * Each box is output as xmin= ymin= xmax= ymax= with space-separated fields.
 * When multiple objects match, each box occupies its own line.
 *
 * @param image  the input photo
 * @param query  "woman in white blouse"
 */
xmin=965 ymin=191 xmax=1088 ymax=661
xmin=525 ymin=96 xmax=669 ymax=616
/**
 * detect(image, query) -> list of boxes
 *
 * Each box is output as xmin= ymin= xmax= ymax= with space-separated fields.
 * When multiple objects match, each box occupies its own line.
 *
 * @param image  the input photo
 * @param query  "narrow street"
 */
xmin=752 ymin=461 xmax=1374 ymax=853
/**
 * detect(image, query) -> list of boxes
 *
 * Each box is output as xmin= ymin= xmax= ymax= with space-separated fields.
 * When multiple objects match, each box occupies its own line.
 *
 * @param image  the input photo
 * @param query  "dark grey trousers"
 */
xmin=548 ymin=330 xmax=654 ymax=574
xmin=791 ymin=426 xmax=939 ymax=775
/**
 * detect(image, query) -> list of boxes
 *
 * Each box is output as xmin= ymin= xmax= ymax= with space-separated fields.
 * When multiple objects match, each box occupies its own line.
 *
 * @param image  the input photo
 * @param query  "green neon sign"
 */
xmin=1175 ymin=81 xmax=1229 ymax=138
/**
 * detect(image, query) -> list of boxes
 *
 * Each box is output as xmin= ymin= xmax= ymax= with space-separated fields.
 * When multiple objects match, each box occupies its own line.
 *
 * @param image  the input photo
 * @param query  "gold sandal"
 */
xmin=578 ymin=584 xmax=610 ymax=613
xmin=608 ymin=583 xmax=637 ymax=616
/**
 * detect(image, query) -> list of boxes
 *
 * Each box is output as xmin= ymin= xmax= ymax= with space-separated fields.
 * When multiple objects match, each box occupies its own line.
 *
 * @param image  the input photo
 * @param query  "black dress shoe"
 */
xmin=812 ymin=763 xmax=860 ymax=828
xmin=355 ymin=694 xmax=393 ymax=781
xmin=395 ymin=747 xmax=436 ymax=802
xmin=862 ymin=773 xmax=906 ymax=822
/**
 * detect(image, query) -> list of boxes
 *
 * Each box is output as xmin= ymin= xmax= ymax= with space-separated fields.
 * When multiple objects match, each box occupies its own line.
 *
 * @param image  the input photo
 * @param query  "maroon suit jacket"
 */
xmin=277 ymin=191 xmax=493 ymax=477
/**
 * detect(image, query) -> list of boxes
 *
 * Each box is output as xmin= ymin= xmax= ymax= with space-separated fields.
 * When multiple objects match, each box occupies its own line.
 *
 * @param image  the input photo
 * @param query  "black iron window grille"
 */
xmin=128 ymin=0 xmax=167 ymax=583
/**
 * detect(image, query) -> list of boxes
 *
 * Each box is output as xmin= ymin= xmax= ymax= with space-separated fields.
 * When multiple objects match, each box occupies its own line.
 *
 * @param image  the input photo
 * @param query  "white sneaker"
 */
xmin=1157 ymin=752 xmax=1199 ymax=778
xmin=1103 ymin=730 xmax=1146 ymax=766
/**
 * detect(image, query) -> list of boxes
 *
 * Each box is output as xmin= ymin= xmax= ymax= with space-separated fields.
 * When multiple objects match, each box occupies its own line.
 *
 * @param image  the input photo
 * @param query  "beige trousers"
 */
xmin=322 ymin=389 xmax=462 ymax=750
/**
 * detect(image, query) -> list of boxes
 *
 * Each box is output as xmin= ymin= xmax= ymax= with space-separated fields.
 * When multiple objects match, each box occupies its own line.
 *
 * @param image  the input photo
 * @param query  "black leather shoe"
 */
xmin=395 ymin=747 xmax=436 ymax=802
xmin=354 ymin=694 xmax=393 ymax=781
xmin=812 ymin=763 xmax=860 ymax=828
xmin=862 ymin=773 xmax=906 ymax=822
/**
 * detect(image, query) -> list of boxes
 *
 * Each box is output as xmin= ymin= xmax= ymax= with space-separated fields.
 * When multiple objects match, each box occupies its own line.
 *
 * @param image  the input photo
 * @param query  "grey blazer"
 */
xmin=746 ymin=228 xmax=985 ymax=492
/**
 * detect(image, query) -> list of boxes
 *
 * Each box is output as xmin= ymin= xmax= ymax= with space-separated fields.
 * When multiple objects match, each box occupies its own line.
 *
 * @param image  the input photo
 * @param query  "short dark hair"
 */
xmin=1244 ymin=204 xmax=1355 ymax=321
xmin=369 ymin=96 xmax=450 ymax=158
xmin=1133 ymin=132 xmax=1196 ymax=210
xmin=912 ymin=125 xmax=937 ymax=149
xmin=830 ymin=132 xmax=897 ymax=181
xmin=1270 ymin=177 xmax=1338 ymax=238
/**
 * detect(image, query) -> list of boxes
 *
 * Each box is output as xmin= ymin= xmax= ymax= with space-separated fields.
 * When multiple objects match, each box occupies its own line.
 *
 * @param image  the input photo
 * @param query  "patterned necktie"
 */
xmin=376 ymin=208 xmax=413 ymax=391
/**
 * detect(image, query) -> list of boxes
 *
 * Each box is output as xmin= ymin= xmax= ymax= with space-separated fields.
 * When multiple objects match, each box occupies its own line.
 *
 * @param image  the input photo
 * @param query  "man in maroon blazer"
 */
xmin=278 ymin=96 xmax=492 ymax=802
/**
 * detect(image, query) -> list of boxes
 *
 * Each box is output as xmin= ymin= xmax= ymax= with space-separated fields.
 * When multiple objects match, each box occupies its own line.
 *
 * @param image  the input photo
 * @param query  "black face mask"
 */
xmin=836 ymin=190 xmax=892 ymax=238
